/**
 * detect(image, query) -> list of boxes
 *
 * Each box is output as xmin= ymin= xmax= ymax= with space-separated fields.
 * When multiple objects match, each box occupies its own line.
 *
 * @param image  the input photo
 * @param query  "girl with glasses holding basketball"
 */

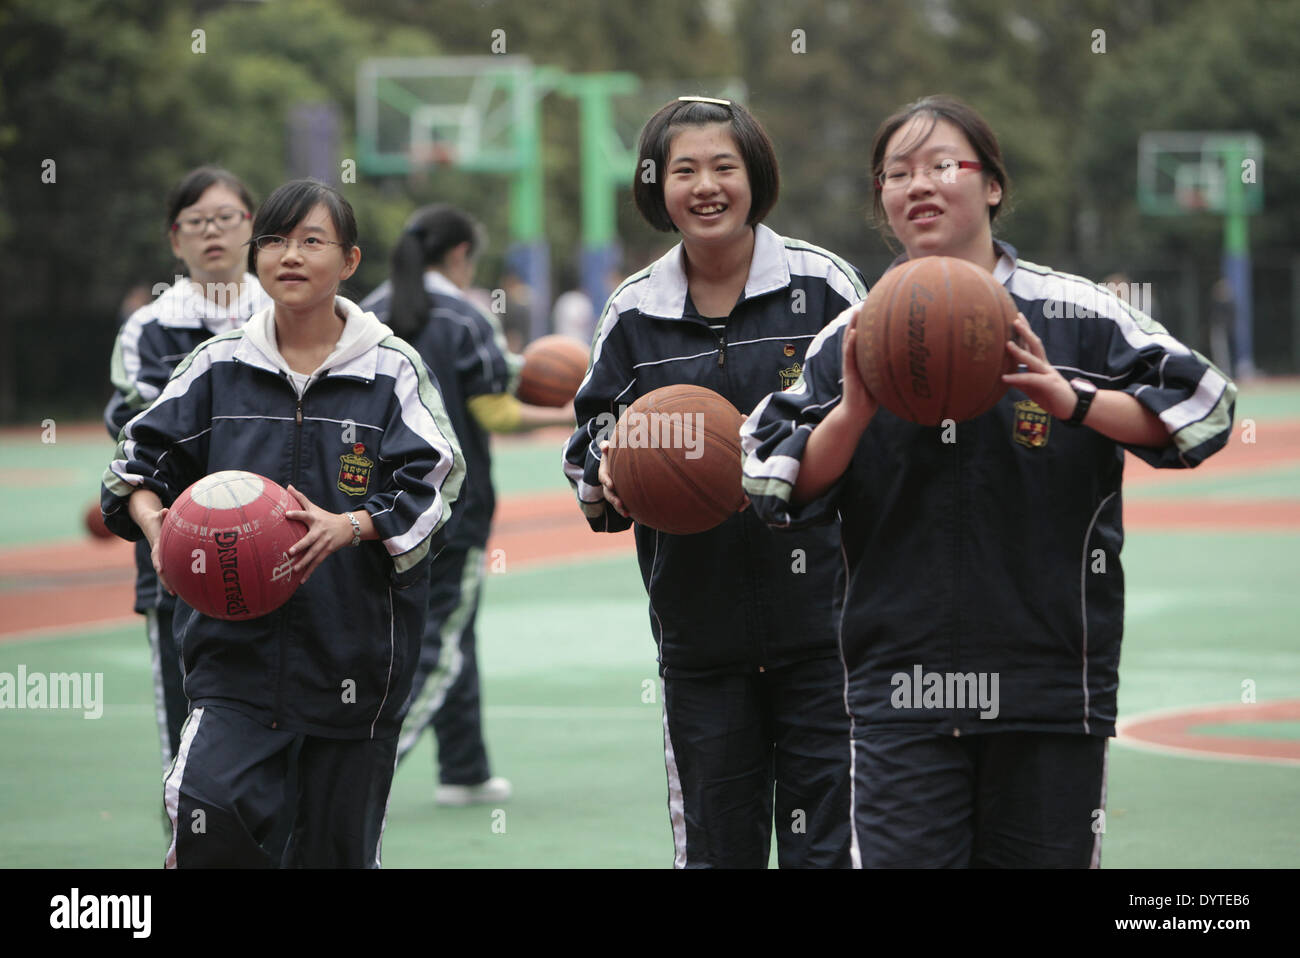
xmin=563 ymin=97 xmax=865 ymax=868
xmin=742 ymin=95 xmax=1236 ymax=867
xmin=103 ymin=179 xmax=465 ymax=867
xmin=104 ymin=166 xmax=271 ymax=787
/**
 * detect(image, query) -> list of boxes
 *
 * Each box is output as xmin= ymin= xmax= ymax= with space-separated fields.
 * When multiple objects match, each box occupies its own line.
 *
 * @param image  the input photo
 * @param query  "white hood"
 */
xmin=241 ymin=296 xmax=394 ymax=383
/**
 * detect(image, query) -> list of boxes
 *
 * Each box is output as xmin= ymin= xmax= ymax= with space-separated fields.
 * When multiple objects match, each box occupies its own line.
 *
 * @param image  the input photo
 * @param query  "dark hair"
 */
xmin=387 ymin=204 xmax=484 ymax=339
xmin=247 ymin=179 xmax=358 ymax=273
xmin=632 ymin=97 xmax=779 ymax=232
xmin=165 ymin=166 xmax=255 ymax=234
xmin=869 ymin=95 xmax=1010 ymax=231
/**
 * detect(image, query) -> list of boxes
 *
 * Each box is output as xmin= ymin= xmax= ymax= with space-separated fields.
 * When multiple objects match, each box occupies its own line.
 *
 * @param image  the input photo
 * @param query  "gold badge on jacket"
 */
xmin=338 ymin=442 xmax=374 ymax=496
xmin=1013 ymin=400 xmax=1050 ymax=449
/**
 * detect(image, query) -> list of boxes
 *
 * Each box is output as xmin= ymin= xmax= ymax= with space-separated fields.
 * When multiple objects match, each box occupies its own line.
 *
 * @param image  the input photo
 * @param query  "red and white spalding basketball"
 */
xmin=855 ymin=256 xmax=1019 ymax=426
xmin=158 ymin=471 xmax=308 ymax=621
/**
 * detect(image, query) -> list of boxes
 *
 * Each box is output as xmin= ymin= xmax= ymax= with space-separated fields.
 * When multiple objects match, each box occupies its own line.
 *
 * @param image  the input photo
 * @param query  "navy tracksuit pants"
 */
xmin=396 ymin=544 xmax=492 ymax=786
xmin=164 ymin=703 xmax=397 ymax=868
xmin=851 ymin=730 xmax=1109 ymax=868
xmin=661 ymin=654 xmax=853 ymax=868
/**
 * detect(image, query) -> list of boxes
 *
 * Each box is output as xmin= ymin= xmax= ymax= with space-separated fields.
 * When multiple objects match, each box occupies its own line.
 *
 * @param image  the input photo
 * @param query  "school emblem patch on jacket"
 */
xmin=1013 ymin=400 xmax=1050 ymax=449
xmin=779 ymin=362 xmax=802 ymax=389
xmin=338 ymin=443 xmax=373 ymax=495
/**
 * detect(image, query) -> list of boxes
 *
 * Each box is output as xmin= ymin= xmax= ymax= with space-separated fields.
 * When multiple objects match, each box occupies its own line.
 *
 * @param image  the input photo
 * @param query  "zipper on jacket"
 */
xmin=950 ymin=419 xmax=964 ymax=734
xmin=275 ymin=382 xmax=305 ymax=729
xmin=715 ymin=331 xmax=727 ymax=367
xmin=292 ymin=391 xmax=304 ymax=482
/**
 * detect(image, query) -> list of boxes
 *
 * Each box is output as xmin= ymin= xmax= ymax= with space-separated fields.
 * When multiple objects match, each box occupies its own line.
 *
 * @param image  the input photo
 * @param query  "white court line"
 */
xmin=1112 ymin=734 xmax=1300 ymax=769
xmin=488 ymin=706 xmax=652 ymax=720
xmin=0 ymin=616 xmax=139 ymax=646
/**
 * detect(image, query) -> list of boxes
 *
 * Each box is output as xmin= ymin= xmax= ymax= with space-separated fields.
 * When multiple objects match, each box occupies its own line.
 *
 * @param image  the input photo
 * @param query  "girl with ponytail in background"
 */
xmin=363 ymin=205 xmax=573 ymax=806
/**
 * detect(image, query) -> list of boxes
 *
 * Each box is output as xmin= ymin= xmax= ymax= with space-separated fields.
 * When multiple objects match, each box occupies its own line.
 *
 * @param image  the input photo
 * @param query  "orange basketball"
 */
xmin=84 ymin=500 xmax=113 ymax=540
xmin=516 ymin=335 xmax=589 ymax=407
xmin=855 ymin=256 xmax=1019 ymax=426
xmin=605 ymin=385 xmax=747 ymax=536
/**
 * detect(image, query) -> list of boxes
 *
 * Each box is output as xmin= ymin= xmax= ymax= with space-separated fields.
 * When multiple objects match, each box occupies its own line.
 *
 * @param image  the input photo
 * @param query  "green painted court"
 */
xmin=2 ymin=383 xmax=1298 ymax=868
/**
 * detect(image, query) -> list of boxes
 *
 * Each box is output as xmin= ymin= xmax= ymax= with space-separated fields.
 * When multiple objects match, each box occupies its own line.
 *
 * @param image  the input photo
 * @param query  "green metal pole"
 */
xmin=509 ymin=70 xmax=544 ymax=243
xmin=1221 ymin=144 xmax=1255 ymax=376
xmin=580 ymin=87 xmax=615 ymax=245
xmin=561 ymin=73 xmax=639 ymax=246
xmin=556 ymin=73 xmax=638 ymax=313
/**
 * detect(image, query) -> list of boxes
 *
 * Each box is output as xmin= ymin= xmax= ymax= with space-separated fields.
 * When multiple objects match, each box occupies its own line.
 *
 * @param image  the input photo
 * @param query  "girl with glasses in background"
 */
xmin=104 ymin=166 xmax=271 ymax=788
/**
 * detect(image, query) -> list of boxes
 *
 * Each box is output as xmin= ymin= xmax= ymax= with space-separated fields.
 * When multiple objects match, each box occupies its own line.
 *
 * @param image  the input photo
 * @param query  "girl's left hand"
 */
xmin=1001 ymin=314 xmax=1076 ymax=419
xmin=285 ymin=484 xmax=354 ymax=584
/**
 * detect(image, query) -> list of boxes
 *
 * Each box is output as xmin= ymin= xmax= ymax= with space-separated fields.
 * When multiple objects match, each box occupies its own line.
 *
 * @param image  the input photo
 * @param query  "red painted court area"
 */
xmin=1119 ymin=700 xmax=1300 ymax=764
xmin=1125 ymin=419 xmax=1300 ymax=485
xmin=0 ymin=491 xmax=631 ymax=640
xmin=3 ymin=418 xmax=1297 ymax=640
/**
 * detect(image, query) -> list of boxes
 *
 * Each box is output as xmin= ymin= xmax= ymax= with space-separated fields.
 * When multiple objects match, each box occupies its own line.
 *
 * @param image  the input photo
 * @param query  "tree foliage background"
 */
xmin=2 ymin=0 xmax=1296 ymax=421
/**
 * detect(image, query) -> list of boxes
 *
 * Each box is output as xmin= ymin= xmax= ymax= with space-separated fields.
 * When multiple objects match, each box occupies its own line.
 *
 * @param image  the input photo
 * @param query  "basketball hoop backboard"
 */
xmin=356 ymin=56 xmax=535 ymax=176
xmin=1138 ymin=131 xmax=1263 ymax=216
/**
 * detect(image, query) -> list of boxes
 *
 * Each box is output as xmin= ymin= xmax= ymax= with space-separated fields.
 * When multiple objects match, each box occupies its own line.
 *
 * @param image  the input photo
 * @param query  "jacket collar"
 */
xmin=884 ymin=239 xmax=1019 ymax=285
xmin=422 ymin=269 xmax=462 ymax=299
xmin=991 ymin=239 xmax=1018 ymax=284
xmin=636 ymin=223 xmax=791 ymax=320
xmin=236 ymin=297 xmax=395 ymax=383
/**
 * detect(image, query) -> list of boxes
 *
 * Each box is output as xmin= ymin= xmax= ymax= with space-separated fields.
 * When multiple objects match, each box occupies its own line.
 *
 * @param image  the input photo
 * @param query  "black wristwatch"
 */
xmin=1065 ymin=377 xmax=1098 ymax=426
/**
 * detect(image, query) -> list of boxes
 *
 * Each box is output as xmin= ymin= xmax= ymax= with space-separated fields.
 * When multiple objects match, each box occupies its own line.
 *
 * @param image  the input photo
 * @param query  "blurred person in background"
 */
xmin=550 ymin=265 xmax=597 ymax=344
xmin=363 ymin=203 xmax=573 ymax=806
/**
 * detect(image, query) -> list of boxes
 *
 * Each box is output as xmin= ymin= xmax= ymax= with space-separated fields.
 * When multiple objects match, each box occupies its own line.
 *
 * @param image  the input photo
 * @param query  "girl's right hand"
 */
xmin=597 ymin=439 xmax=630 ymax=518
xmin=142 ymin=507 xmax=175 ymax=596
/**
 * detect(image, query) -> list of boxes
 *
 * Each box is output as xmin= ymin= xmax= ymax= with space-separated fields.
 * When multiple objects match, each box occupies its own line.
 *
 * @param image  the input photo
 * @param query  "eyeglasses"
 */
xmin=875 ymin=158 xmax=983 ymax=191
xmin=172 ymin=208 xmax=251 ymax=234
xmin=251 ymin=235 xmax=345 ymax=254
